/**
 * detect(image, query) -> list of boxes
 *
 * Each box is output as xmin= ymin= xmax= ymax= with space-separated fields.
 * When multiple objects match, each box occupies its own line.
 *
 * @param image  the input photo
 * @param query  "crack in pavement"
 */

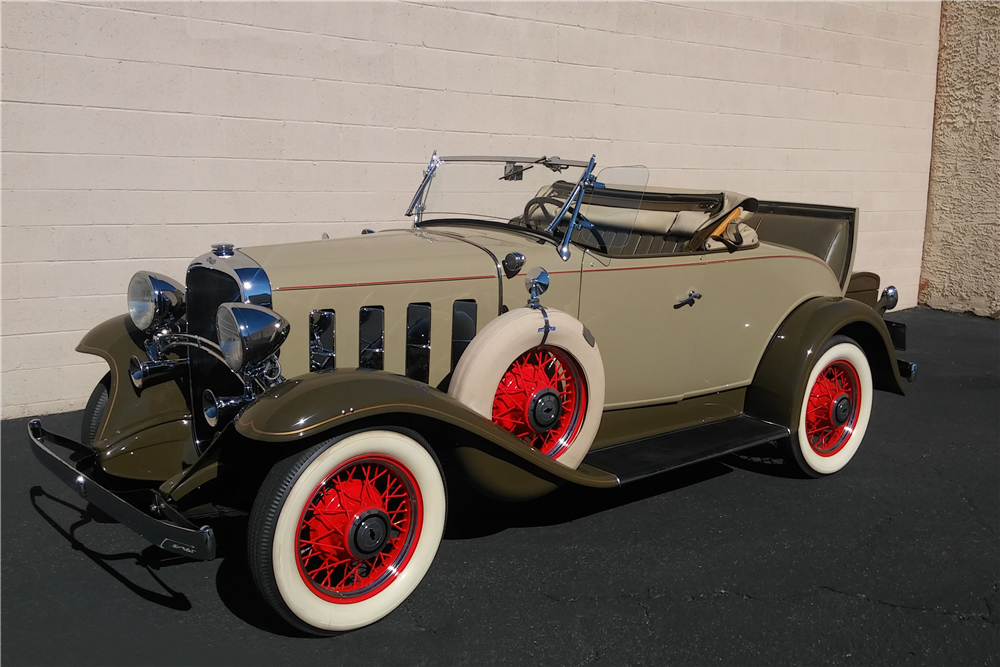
xmin=821 ymin=585 xmax=995 ymax=625
xmin=404 ymin=601 xmax=432 ymax=633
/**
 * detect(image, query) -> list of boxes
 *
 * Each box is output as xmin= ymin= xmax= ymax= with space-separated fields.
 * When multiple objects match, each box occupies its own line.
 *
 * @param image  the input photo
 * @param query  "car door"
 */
xmin=578 ymin=248 xmax=705 ymax=408
xmin=694 ymin=242 xmax=844 ymax=395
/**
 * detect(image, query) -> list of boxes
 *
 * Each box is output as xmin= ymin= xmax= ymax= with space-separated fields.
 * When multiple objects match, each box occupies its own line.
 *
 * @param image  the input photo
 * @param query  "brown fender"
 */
xmin=76 ymin=315 xmax=191 ymax=480
xmin=233 ymin=369 xmax=619 ymax=494
xmin=744 ymin=296 xmax=906 ymax=431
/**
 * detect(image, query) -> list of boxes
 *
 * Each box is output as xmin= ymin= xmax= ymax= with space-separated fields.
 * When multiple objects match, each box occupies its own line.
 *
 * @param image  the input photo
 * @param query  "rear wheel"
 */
xmin=247 ymin=428 xmax=446 ymax=635
xmin=81 ymin=373 xmax=111 ymax=447
xmin=784 ymin=336 xmax=873 ymax=477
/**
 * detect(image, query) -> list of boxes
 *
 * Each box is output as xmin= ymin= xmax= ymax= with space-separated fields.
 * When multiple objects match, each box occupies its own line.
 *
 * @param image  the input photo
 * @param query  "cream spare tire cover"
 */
xmin=448 ymin=307 xmax=605 ymax=469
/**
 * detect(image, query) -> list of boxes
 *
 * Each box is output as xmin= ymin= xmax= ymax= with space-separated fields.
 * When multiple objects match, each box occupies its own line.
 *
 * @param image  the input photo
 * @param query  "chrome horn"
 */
xmin=202 ymin=389 xmax=245 ymax=428
xmin=129 ymin=355 xmax=187 ymax=391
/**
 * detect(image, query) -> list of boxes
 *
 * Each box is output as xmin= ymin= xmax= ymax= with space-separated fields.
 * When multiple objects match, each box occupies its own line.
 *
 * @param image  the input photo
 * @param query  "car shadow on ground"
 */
xmin=720 ymin=441 xmax=803 ymax=479
xmin=28 ymin=486 xmax=195 ymax=610
xmin=212 ymin=521 xmax=323 ymax=639
xmin=29 ymin=485 xmax=310 ymax=637
xmin=443 ymin=440 xmax=803 ymax=541
xmin=443 ymin=457 xmax=734 ymax=540
xmin=28 ymin=442 xmax=799 ymax=638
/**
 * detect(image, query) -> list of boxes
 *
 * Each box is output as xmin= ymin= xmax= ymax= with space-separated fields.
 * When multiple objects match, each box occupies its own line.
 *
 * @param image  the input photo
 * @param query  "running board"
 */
xmin=583 ymin=416 xmax=790 ymax=485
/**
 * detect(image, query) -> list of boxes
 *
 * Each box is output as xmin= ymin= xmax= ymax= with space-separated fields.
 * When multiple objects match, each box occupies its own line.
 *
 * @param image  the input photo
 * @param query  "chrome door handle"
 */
xmin=673 ymin=291 xmax=702 ymax=309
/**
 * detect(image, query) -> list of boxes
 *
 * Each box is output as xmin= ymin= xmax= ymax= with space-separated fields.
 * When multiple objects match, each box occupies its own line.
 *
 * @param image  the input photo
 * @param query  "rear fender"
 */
xmin=230 ymin=370 xmax=618 ymax=499
xmin=745 ymin=297 xmax=905 ymax=430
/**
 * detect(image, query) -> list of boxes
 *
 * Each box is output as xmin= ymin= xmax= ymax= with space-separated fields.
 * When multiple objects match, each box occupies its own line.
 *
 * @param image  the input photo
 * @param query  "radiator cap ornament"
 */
xmin=211 ymin=243 xmax=235 ymax=257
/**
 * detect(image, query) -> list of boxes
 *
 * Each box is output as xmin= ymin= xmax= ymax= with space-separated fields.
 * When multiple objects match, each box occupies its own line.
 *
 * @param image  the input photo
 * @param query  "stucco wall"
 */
xmin=919 ymin=0 xmax=1000 ymax=318
xmin=1 ymin=1 xmax=942 ymax=418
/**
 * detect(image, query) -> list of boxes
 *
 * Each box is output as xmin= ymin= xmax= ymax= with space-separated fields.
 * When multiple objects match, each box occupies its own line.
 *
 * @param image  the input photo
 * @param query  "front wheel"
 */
xmin=784 ymin=336 xmax=874 ymax=477
xmin=81 ymin=373 xmax=111 ymax=447
xmin=247 ymin=429 xmax=446 ymax=634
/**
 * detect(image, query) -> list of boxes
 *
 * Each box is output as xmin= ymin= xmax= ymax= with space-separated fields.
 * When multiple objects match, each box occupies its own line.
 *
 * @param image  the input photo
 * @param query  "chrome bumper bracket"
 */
xmin=27 ymin=419 xmax=216 ymax=561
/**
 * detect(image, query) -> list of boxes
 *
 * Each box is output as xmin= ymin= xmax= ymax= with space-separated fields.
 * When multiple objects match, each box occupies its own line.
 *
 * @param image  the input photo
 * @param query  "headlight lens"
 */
xmin=127 ymin=271 xmax=186 ymax=332
xmin=128 ymin=273 xmax=156 ymax=331
xmin=217 ymin=305 xmax=243 ymax=371
xmin=216 ymin=303 xmax=289 ymax=372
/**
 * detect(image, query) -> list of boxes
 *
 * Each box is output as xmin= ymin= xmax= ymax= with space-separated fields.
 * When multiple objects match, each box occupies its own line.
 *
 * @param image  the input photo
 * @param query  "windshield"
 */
xmin=408 ymin=155 xmax=650 ymax=257
xmin=418 ymin=157 xmax=587 ymax=223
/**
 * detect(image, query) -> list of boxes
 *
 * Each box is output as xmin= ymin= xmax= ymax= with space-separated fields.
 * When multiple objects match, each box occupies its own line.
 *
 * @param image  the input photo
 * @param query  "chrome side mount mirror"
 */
xmin=525 ymin=267 xmax=549 ymax=309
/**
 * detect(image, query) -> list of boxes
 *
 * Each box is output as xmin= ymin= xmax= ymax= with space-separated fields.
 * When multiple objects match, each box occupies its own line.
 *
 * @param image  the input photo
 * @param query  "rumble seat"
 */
xmin=751 ymin=213 xmax=851 ymax=280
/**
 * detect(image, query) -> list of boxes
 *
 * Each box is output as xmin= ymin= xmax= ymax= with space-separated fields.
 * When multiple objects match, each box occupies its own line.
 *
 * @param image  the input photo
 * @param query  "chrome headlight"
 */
xmin=127 ymin=272 xmax=185 ymax=332
xmin=216 ymin=303 xmax=290 ymax=372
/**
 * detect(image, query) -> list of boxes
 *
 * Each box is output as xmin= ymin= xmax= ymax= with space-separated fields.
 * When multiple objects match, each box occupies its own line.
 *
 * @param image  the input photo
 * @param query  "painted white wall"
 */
xmin=1 ymin=1 xmax=942 ymax=418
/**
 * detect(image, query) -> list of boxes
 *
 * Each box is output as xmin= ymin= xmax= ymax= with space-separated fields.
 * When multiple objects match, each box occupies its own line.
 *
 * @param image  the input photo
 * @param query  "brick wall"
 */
xmin=1 ymin=1 xmax=942 ymax=418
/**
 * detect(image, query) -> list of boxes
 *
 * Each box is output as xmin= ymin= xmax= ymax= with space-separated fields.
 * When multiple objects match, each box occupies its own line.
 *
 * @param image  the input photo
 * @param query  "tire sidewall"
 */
xmin=81 ymin=373 xmax=111 ymax=447
xmin=269 ymin=430 xmax=446 ymax=632
xmin=795 ymin=338 xmax=873 ymax=475
xmin=448 ymin=307 xmax=605 ymax=469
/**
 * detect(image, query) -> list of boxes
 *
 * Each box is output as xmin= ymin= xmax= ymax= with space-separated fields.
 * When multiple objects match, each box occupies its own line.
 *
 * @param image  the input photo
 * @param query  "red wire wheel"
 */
xmin=805 ymin=359 xmax=861 ymax=457
xmin=295 ymin=454 xmax=422 ymax=603
xmin=491 ymin=345 xmax=588 ymax=459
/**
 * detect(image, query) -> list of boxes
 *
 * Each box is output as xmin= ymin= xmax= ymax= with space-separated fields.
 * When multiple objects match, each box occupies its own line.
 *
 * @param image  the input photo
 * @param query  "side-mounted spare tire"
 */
xmin=448 ymin=307 xmax=605 ymax=469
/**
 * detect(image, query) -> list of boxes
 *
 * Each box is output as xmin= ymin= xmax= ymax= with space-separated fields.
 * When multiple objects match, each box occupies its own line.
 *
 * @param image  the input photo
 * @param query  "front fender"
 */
xmin=745 ymin=297 xmax=905 ymax=430
xmin=76 ymin=315 xmax=191 ymax=477
xmin=234 ymin=370 xmax=618 ymax=491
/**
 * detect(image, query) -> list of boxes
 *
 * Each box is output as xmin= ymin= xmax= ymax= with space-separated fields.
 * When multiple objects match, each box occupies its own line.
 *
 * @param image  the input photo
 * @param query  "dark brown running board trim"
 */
xmin=583 ymin=416 xmax=790 ymax=485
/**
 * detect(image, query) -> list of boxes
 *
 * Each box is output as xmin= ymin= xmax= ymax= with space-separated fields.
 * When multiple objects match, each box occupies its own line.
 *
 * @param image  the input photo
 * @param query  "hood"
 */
xmin=241 ymin=229 xmax=502 ymax=293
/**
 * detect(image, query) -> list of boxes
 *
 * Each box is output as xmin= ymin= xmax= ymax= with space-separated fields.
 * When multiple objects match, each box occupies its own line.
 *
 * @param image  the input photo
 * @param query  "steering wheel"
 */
xmin=523 ymin=196 xmax=566 ymax=230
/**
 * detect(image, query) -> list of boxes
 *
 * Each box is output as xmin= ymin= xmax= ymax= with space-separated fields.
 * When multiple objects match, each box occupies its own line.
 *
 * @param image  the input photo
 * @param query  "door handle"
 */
xmin=674 ymin=291 xmax=702 ymax=309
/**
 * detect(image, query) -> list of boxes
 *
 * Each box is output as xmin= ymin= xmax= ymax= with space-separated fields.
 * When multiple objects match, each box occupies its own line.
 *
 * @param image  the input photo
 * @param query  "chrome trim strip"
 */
xmin=421 ymin=229 xmax=505 ymax=315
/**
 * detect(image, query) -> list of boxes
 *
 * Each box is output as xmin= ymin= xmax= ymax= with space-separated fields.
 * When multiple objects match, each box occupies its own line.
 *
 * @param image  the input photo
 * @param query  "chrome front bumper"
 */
xmin=27 ymin=419 xmax=216 ymax=560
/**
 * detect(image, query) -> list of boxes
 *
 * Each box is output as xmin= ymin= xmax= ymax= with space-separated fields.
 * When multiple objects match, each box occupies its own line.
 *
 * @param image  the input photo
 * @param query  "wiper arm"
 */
xmin=500 ymin=156 xmax=569 ymax=181
xmin=545 ymin=155 xmax=597 ymax=261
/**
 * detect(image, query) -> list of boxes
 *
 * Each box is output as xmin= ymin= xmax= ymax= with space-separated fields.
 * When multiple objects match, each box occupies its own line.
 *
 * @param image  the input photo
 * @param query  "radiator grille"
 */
xmin=186 ymin=266 xmax=245 ymax=451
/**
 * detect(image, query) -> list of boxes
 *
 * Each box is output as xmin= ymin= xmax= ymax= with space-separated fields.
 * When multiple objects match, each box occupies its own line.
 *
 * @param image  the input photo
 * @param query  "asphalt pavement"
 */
xmin=2 ymin=307 xmax=997 ymax=666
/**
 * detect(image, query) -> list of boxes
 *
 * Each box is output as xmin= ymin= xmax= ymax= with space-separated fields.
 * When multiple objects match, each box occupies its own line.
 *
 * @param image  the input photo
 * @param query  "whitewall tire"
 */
xmin=248 ymin=429 xmax=446 ymax=634
xmin=786 ymin=336 xmax=873 ymax=477
xmin=448 ymin=307 xmax=605 ymax=469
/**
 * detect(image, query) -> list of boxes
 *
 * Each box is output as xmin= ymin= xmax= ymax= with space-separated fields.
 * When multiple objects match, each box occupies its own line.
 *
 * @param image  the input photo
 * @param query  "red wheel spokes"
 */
xmin=491 ymin=346 xmax=586 ymax=458
xmin=296 ymin=455 xmax=419 ymax=602
xmin=805 ymin=360 xmax=860 ymax=456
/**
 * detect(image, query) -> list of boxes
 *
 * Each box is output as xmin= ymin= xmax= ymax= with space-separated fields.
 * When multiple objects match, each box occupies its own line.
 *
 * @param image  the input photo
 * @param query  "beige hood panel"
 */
xmin=241 ymin=229 xmax=500 ymax=292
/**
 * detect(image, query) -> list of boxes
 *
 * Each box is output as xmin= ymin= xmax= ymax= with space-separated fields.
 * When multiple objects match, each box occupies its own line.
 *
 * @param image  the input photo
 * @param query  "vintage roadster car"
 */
xmin=28 ymin=154 xmax=916 ymax=634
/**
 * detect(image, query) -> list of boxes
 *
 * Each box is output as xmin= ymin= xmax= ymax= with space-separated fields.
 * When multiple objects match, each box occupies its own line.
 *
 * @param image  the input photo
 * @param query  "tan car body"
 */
xmin=71 ymin=182 xmax=906 ymax=503
xmin=25 ymin=158 xmax=913 ymax=637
